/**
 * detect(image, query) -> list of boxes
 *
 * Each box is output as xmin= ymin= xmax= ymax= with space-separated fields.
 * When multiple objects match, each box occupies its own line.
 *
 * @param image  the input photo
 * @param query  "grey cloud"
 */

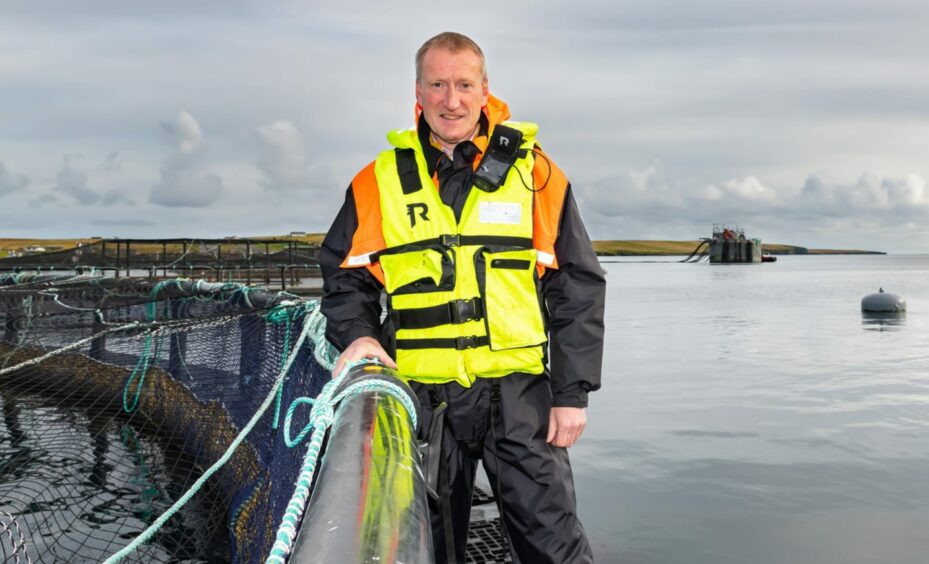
xmin=98 ymin=152 xmax=123 ymax=172
xmin=577 ymin=163 xmax=929 ymax=245
xmin=254 ymin=119 xmax=342 ymax=229
xmin=90 ymin=218 xmax=155 ymax=227
xmin=528 ymin=1 xmax=929 ymax=34
xmin=0 ymin=161 xmax=30 ymax=196
xmin=29 ymin=193 xmax=60 ymax=207
xmin=53 ymin=155 xmax=100 ymax=205
xmin=149 ymin=111 xmax=224 ymax=208
xmin=1 ymin=2 xmax=928 ymax=251
xmin=101 ymin=189 xmax=134 ymax=206
xmin=801 ymin=173 xmax=929 ymax=218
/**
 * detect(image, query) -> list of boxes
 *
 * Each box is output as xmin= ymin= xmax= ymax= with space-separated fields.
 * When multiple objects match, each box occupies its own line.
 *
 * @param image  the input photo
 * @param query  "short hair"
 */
xmin=415 ymin=32 xmax=487 ymax=83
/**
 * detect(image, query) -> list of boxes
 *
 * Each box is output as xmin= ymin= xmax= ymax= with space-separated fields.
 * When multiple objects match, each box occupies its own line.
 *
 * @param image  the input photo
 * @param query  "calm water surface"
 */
xmin=574 ymin=255 xmax=929 ymax=564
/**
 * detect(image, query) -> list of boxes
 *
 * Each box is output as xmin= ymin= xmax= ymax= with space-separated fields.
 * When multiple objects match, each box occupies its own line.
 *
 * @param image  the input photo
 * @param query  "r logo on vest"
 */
xmin=406 ymin=203 xmax=429 ymax=227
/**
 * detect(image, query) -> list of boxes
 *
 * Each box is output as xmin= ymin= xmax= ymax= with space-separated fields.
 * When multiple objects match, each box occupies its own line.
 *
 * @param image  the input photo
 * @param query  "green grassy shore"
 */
xmin=0 ymin=236 xmax=882 ymax=259
xmin=593 ymin=240 xmax=884 ymax=256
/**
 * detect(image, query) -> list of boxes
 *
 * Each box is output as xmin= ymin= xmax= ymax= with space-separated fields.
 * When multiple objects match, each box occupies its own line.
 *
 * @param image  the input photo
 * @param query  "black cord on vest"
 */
xmin=513 ymin=147 xmax=552 ymax=193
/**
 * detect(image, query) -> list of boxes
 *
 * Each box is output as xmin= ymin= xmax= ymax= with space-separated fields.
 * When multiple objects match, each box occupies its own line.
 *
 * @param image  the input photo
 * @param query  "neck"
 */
xmin=432 ymin=125 xmax=480 ymax=157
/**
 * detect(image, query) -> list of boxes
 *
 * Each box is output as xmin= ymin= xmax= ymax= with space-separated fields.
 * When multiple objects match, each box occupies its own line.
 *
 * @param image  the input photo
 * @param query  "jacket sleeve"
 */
xmin=541 ymin=186 xmax=606 ymax=408
xmin=319 ymin=186 xmax=385 ymax=352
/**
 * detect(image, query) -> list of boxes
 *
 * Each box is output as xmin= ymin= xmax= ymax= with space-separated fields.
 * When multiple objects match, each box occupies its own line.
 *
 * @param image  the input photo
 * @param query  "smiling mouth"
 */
xmin=440 ymin=114 xmax=464 ymax=120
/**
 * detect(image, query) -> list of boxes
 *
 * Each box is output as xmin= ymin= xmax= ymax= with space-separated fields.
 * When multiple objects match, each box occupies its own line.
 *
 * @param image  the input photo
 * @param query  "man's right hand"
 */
xmin=333 ymin=336 xmax=397 ymax=377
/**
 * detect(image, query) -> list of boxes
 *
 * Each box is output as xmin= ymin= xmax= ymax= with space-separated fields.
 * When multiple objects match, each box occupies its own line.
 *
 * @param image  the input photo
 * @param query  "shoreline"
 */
xmin=593 ymin=240 xmax=885 ymax=256
xmin=0 ymin=236 xmax=886 ymax=259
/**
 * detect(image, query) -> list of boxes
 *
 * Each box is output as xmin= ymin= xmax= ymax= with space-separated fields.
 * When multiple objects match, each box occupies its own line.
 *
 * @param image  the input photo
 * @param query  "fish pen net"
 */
xmin=0 ymin=274 xmax=334 ymax=563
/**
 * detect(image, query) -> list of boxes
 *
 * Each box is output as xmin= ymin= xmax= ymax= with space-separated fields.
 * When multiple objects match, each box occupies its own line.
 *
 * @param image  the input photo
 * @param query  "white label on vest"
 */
xmin=479 ymin=202 xmax=521 ymax=225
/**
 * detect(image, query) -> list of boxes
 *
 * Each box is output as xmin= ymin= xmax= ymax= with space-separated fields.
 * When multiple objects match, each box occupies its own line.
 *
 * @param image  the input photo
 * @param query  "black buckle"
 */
xmin=440 ymin=234 xmax=460 ymax=247
xmin=490 ymin=381 xmax=502 ymax=403
xmin=448 ymin=298 xmax=479 ymax=324
xmin=455 ymin=336 xmax=477 ymax=350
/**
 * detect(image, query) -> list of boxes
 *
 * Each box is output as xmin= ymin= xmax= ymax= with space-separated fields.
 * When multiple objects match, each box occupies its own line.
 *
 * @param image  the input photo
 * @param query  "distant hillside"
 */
xmin=0 ymin=236 xmax=884 ymax=259
xmin=593 ymin=240 xmax=884 ymax=256
xmin=593 ymin=240 xmax=703 ymax=256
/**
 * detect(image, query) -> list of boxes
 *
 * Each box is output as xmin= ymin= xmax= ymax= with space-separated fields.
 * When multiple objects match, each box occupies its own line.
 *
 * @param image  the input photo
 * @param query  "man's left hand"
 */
xmin=546 ymin=407 xmax=587 ymax=448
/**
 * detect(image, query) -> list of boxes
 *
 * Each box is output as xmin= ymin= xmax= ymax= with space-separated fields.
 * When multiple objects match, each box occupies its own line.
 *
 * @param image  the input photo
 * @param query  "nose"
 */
xmin=443 ymin=87 xmax=460 ymax=109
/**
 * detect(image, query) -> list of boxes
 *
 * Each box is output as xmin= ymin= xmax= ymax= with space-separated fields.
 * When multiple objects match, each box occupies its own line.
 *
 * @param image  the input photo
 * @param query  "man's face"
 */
xmin=416 ymin=47 xmax=489 ymax=149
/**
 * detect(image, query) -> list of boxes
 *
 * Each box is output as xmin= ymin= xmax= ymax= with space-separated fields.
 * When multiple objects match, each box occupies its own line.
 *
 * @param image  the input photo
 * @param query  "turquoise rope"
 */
xmin=123 ymin=281 xmax=175 ymax=413
xmin=104 ymin=300 xmax=323 ymax=564
xmin=266 ymin=361 xmax=418 ymax=564
xmin=266 ymin=303 xmax=297 ymax=429
xmin=122 ymin=332 xmax=156 ymax=413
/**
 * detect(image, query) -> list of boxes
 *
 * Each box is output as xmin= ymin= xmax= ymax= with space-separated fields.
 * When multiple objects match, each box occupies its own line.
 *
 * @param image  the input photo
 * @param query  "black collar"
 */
xmin=417 ymin=113 xmax=489 ymax=177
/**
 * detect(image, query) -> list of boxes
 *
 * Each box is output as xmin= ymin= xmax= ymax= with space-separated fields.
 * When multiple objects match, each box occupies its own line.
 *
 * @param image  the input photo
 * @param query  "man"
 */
xmin=320 ymin=32 xmax=605 ymax=563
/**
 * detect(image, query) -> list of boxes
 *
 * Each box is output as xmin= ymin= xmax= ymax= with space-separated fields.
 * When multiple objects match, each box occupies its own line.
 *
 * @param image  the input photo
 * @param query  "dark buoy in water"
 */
xmin=861 ymin=288 xmax=906 ymax=313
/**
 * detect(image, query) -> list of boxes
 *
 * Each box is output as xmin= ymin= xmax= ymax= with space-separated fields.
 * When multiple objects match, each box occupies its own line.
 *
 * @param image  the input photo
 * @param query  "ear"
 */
xmin=481 ymin=79 xmax=489 ymax=107
xmin=415 ymin=81 xmax=423 ymax=107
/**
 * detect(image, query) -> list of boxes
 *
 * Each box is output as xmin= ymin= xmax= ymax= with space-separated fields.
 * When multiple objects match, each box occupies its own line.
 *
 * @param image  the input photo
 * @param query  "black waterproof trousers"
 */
xmin=411 ymin=373 xmax=593 ymax=564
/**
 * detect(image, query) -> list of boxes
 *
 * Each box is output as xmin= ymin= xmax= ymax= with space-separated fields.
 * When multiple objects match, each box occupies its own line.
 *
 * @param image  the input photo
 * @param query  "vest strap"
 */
xmin=395 ymin=148 xmax=423 ymax=194
xmin=373 ymin=235 xmax=533 ymax=262
xmin=390 ymin=297 xmax=484 ymax=329
xmin=396 ymin=335 xmax=490 ymax=350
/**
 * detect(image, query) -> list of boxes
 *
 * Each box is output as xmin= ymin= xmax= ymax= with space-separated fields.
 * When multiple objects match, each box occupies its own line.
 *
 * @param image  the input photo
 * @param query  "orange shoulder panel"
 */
xmin=532 ymin=147 xmax=569 ymax=272
xmin=341 ymin=161 xmax=386 ymax=284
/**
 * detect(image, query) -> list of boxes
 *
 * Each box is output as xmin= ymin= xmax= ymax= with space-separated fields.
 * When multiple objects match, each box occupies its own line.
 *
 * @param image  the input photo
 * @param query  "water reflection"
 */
xmin=2 ymin=394 xmax=26 ymax=449
xmin=87 ymin=416 xmax=112 ymax=489
xmin=0 ymin=387 xmax=229 ymax=562
xmin=588 ymin=256 xmax=929 ymax=564
xmin=861 ymin=312 xmax=906 ymax=332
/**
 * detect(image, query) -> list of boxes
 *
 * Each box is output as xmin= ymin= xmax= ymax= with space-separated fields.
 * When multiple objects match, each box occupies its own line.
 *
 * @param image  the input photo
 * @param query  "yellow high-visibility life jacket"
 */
xmin=373 ymin=122 xmax=548 ymax=387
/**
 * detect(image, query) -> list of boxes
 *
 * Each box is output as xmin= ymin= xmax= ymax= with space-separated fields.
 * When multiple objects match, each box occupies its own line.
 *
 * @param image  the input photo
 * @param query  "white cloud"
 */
xmin=0 ymin=161 xmax=30 ymax=196
xmin=704 ymin=176 xmax=778 ymax=202
xmin=148 ymin=111 xmax=224 ymax=208
xmin=801 ymin=172 xmax=929 ymax=215
xmin=256 ymin=120 xmax=311 ymax=192
xmin=884 ymin=173 xmax=927 ymax=208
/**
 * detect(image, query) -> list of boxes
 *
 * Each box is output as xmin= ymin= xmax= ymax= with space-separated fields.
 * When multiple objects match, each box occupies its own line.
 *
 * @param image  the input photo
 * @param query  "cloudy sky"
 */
xmin=2 ymin=1 xmax=928 ymax=252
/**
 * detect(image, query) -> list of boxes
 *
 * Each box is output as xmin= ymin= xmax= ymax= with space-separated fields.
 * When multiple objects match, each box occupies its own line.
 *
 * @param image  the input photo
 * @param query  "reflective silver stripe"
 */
xmin=346 ymin=253 xmax=372 ymax=266
xmin=536 ymin=250 xmax=555 ymax=266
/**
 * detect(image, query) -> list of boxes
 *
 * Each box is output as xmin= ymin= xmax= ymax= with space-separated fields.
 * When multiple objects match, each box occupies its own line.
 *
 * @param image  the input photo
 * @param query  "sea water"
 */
xmin=574 ymin=255 xmax=929 ymax=564
xmin=3 ymin=255 xmax=927 ymax=563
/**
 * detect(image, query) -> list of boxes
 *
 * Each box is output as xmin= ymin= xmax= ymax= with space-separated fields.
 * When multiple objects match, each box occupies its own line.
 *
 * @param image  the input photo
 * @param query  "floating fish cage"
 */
xmin=0 ymin=274 xmax=435 ymax=563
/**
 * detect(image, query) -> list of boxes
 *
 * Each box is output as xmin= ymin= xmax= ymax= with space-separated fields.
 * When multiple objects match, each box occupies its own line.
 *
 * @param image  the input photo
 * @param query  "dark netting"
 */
xmin=0 ymin=275 xmax=333 ymax=563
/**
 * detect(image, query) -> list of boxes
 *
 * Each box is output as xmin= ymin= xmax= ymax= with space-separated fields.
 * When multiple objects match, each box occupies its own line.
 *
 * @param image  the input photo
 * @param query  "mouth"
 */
xmin=439 ymin=113 xmax=464 ymax=121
